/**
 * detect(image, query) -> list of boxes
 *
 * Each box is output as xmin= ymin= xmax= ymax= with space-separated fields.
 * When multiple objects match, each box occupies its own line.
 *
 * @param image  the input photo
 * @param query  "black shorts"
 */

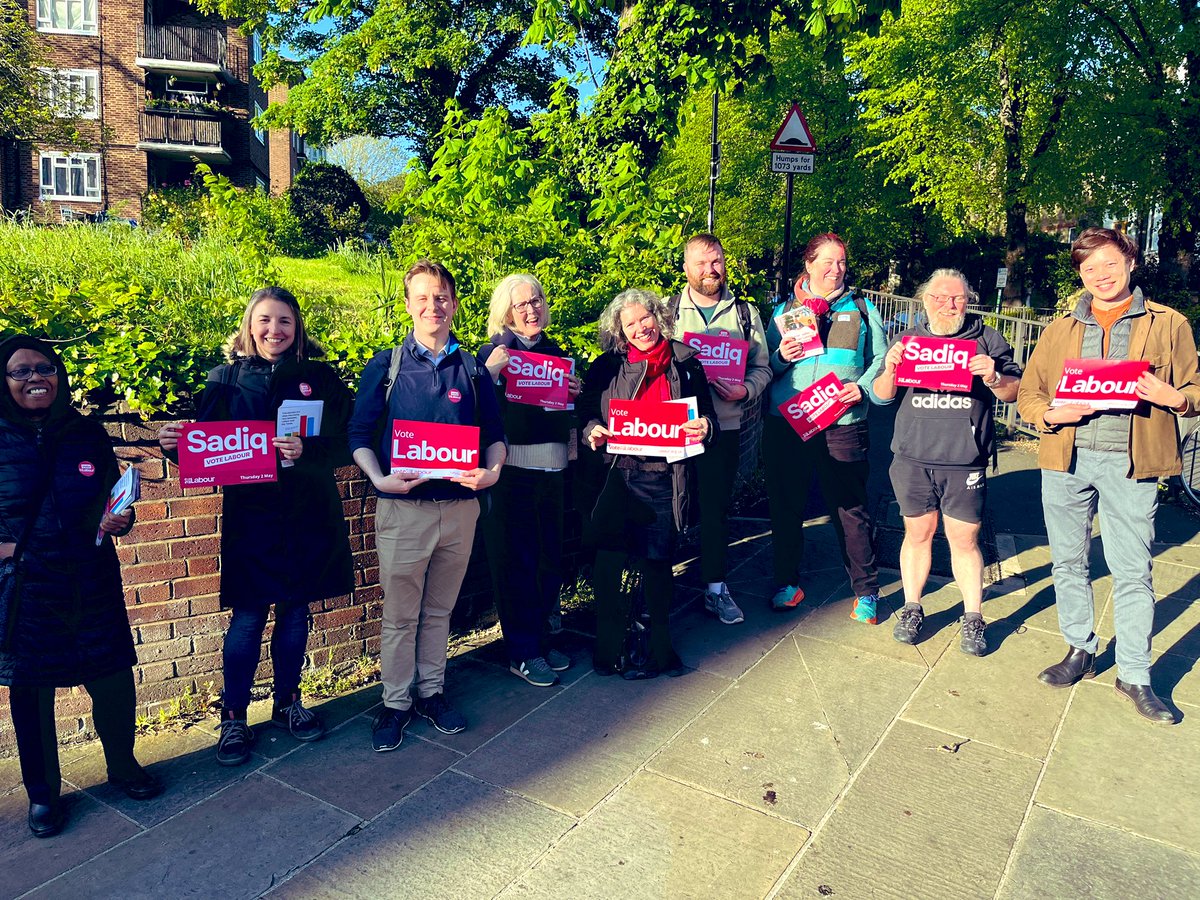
xmin=889 ymin=459 xmax=987 ymax=525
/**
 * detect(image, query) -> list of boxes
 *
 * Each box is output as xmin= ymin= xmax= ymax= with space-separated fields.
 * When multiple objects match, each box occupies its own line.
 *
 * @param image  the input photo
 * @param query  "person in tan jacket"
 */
xmin=1017 ymin=227 xmax=1200 ymax=724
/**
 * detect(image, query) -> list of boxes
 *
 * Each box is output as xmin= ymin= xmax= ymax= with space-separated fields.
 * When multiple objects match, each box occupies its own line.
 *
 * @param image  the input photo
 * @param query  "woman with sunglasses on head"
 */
xmin=477 ymin=274 xmax=582 ymax=687
xmin=0 ymin=336 xmax=162 ymax=838
xmin=158 ymin=287 xmax=354 ymax=766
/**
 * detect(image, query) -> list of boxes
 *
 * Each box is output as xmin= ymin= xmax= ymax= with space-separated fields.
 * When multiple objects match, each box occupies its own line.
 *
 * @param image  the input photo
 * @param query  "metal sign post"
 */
xmin=769 ymin=103 xmax=817 ymax=300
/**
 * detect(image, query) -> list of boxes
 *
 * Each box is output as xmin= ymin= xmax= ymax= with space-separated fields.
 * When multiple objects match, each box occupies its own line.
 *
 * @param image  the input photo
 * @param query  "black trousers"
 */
xmin=592 ymin=550 xmax=678 ymax=672
xmin=482 ymin=466 xmax=565 ymax=662
xmin=694 ymin=428 xmax=741 ymax=583
xmin=9 ymin=668 xmax=138 ymax=804
xmin=762 ymin=414 xmax=879 ymax=596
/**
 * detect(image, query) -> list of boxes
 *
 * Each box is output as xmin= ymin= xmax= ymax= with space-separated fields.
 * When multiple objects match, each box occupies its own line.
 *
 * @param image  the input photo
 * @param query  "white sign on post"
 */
xmin=770 ymin=104 xmax=817 ymax=153
xmin=771 ymin=153 xmax=815 ymax=174
xmin=995 ymin=268 xmax=1009 ymax=289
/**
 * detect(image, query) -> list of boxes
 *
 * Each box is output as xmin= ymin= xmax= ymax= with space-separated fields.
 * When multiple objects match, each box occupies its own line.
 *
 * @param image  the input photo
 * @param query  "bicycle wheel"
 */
xmin=1180 ymin=428 xmax=1200 ymax=509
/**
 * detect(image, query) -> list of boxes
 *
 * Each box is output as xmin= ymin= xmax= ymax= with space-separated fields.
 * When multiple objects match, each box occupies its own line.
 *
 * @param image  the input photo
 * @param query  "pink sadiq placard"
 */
xmin=778 ymin=373 xmax=853 ymax=441
xmin=390 ymin=420 xmax=480 ymax=479
xmin=503 ymin=350 xmax=573 ymax=410
xmin=178 ymin=421 xmax=277 ymax=488
xmin=683 ymin=332 xmax=749 ymax=385
xmin=894 ymin=336 xmax=977 ymax=393
xmin=1052 ymin=358 xmax=1149 ymax=410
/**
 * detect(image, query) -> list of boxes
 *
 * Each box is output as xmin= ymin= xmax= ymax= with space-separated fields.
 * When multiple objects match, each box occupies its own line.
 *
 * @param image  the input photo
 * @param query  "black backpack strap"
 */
xmin=383 ymin=345 xmax=404 ymax=405
xmin=457 ymin=347 xmax=483 ymax=423
xmin=735 ymin=299 xmax=753 ymax=341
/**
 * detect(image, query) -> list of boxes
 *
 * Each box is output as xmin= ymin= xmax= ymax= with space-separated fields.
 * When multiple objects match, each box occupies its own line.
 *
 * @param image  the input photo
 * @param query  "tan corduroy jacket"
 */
xmin=1016 ymin=297 xmax=1200 ymax=478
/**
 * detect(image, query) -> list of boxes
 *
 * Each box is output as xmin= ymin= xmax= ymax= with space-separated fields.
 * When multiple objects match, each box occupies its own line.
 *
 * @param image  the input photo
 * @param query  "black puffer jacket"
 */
xmin=0 ymin=337 xmax=136 ymax=687
xmin=194 ymin=356 xmax=355 ymax=609
xmin=577 ymin=340 xmax=718 ymax=542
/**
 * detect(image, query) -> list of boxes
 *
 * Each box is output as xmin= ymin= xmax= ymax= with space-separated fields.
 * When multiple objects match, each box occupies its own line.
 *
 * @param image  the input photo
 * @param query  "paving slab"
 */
xmin=26 ymin=774 xmax=357 ymax=899
xmin=1097 ymin=596 xmax=1200 ymax=662
xmin=58 ymin=725 xmax=227 ymax=829
xmin=1041 ymin=681 xmax=1200 ymax=854
xmin=454 ymin=669 xmax=726 ymax=817
xmin=262 ymin=712 xmax=460 ymax=820
xmin=648 ymin=637 xmax=852 ymax=827
xmin=902 ymin=624 xmax=1071 ymax=759
xmin=271 ymin=771 xmax=573 ymax=900
xmin=776 ymin=719 xmax=1041 ymax=900
xmin=1037 ymin=680 xmax=1200 ymax=852
xmin=405 ymin=657 xmax=582 ymax=755
xmin=998 ymin=804 xmax=1200 ymax=900
xmin=506 ymin=771 xmax=807 ymax=900
xmin=0 ymin=786 xmax=140 ymax=900
xmin=799 ymin=573 xmax=955 ymax=668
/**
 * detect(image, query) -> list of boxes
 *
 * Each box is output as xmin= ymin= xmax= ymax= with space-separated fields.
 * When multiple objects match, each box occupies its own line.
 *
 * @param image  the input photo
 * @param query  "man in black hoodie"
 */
xmin=873 ymin=269 xmax=1022 ymax=656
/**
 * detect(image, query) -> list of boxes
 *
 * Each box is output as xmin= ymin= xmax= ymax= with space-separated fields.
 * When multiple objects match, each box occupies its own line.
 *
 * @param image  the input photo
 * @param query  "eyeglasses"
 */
xmin=513 ymin=297 xmax=545 ymax=314
xmin=5 ymin=364 xmax=57 ymax=381
xmin=928 ymin=294 xmax=967 ymax=307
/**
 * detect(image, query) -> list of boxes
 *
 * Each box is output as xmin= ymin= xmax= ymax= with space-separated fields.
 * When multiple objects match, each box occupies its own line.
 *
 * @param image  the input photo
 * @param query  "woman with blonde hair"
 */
xmin=158 ymin=287 xmax=354 ymax=765
xmin=477 ymin=274 xmax=580 ymax=686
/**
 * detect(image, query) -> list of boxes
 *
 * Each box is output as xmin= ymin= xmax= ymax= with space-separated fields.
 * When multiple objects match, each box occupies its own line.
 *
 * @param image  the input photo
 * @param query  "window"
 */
xmin=43 ymin=69 xmax=99 ymax=118
xmin=39 ymin=153 xmax=102 ymax=202
xmin=36 ymin=0 xmax=97 ymax=34
xmin=251 ymin=30 xmax=263 ymax=65
xmin=255 ymin=175 xmax=267 ymax=193
xmin=253 ymin=103 xmax=266 ymax=144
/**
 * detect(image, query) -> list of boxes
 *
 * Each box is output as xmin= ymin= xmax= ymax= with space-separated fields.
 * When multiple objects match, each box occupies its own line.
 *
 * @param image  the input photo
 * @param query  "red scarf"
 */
xmin=628 ymin=338 xmax=673 ymax=401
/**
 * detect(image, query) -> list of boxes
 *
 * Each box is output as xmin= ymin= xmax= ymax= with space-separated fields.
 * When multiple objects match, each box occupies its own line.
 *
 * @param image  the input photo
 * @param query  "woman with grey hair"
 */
xmin=477 ymin=274 xmax=581 ymax=687
xmin=578 ymin=288 xmax=717 ymax=678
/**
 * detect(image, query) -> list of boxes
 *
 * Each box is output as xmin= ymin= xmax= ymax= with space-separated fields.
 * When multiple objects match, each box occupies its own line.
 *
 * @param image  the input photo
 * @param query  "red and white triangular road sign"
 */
xmin=770 ymin=103 xmax=817 ymax=152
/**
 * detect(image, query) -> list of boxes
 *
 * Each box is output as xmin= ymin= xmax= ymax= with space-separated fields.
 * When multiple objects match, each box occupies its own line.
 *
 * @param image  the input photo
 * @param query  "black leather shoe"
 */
xmin=108 ymin=766 xmax=164 ymax=801
xmin=1037 ymin=647 xmax=1096 ymax=687
xmin=28 ymin=801 xmax=64 ymax=838
xmin=1115 ymin=679 xmax=1177 ymax=724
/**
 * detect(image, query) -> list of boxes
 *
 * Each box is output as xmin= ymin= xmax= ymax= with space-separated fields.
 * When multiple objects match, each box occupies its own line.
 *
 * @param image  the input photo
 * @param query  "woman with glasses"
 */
xmin=763 ymin=232 xmax=889 ymax=624
xmin=0 ymin=336 xmax=162 ymax=838
xmin=477 ymin=274 xmax=581 ymax=686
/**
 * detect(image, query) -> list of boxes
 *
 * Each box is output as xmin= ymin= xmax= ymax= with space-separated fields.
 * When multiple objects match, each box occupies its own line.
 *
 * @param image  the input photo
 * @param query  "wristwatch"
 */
xmin=985 ymin=371 xmax=1002 ymax=388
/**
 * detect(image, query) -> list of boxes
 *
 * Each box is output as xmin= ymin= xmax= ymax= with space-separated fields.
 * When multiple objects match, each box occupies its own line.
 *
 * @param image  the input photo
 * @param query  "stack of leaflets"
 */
xmin=277 ymin=400 xmax=324 ymax=467
xmin=96 ymin=465 xmax=140 ymax=545
xmin=774 ymin=306 xmax=824 ymax=360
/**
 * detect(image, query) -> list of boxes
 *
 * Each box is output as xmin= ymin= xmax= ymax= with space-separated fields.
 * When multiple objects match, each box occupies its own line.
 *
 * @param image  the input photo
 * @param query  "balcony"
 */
xmin=136 ymin=110 xmax=230 ymax=163
xmin=136 ymin=24 xmax=245 ymax=82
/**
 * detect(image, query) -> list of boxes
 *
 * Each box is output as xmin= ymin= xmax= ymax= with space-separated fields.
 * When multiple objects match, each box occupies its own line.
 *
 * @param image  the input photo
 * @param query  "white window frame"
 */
xmin=39 ymin=152 xmax=102 ymax=202
xmin=36 ymin=0 xmax=98 ymax=35
xmin=42 ymin=68 xmax=100 ymax=119
xmin=253 ymin=103 xmax=266 ymax=144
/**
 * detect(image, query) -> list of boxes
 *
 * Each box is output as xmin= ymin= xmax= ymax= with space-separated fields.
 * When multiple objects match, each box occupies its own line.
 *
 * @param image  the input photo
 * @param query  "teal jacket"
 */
xmin=765 ymin=289 xmax=889 ymax=424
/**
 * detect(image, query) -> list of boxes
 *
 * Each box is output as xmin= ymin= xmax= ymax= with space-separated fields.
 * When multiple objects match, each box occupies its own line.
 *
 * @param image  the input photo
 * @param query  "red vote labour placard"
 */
xmin=683 ymin=332 xmax=749 ymax=385
xmin=178 ymin=421 xmax=277 ymax=488
xmin=778 ymin=373 xmax=853 ymax=441
xmin=894 ymin=336 xmax=977 ymax=393
xmin=504 ymin=350 xmax=573 ymax=410
xmin=1051 ymin=358 xmax=1150 ymax=410
xmin=606 ymin=398 xmax=703 ymax=460
xmin=390 ymin=420 xmax=480 ymax=479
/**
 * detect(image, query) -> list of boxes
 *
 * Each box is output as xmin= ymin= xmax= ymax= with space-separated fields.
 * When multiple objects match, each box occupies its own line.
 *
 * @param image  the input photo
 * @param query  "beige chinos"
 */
xmin=376 ymin=496 xmax=480 ymax=709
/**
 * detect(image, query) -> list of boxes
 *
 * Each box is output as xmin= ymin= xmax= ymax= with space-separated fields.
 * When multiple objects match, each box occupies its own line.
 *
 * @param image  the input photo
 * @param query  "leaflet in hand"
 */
xmin=774 ymin=307 xmax=824 ymax=360
xmin=390 ymin=419 xmax=480 ymax=479
xmin=277 ymin=400 xmax=324 ymax=468
xmin=504 ymin=350 xmax=573 ymax=410
xmin=778 ymin=373 xmax=853 ymax=441
xmin=605 ymin=397 xmax=705 ymax=461
xmin=96 ymin=465 xmax=140 ymax=545
xmin=1051 ymin=358 xmax=1149 ymax=409
xmin=683 ymin=332 xmax=749 ymax=385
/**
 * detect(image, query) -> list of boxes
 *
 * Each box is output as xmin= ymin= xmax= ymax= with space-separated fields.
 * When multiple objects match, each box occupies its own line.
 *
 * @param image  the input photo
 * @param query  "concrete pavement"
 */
xmin=3 ymin=439 xmax=1200 ymax=898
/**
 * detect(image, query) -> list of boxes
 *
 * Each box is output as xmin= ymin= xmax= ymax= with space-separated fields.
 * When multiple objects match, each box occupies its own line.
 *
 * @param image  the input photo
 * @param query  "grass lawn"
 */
xmin=274 ymin=255 xmax=390 ymax=307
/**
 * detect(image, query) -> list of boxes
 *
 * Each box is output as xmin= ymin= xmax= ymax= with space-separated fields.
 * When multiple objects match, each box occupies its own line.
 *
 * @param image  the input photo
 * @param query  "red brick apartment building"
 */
xmin=0 ymin=0 xmax=322 ymax=220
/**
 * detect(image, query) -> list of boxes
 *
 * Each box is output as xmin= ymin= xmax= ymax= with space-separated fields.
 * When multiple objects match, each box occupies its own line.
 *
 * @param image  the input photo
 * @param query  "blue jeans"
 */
xmin=222 ymin=602 xmax=310 ymax=713
xmin=1041 ymin=449 xmax=1158 ymax=684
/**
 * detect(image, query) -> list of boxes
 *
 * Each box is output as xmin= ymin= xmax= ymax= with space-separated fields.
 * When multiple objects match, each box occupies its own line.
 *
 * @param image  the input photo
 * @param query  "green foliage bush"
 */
xmin=284 ymin=162 xmax=370 ymax=257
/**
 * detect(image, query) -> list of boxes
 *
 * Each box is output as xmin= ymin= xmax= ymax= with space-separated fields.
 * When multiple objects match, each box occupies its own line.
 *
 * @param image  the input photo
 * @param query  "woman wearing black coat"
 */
xmin=158 ymin=287 xmax=354 ymax=767
xmin=578 ymin=289 xmax=717 ymax=678
xmin=477 ymin=274 xmax=581 ymax=687
xmin=0 ymin=336 xmax=161 ymax=838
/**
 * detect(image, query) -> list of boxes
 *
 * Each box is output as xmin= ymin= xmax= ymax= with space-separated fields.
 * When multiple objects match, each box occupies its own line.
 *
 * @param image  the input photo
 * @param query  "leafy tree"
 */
xmin=284 ymin=162 xmax=369 ymax=256
xmin=0 ymin=0 xmax=90 ymax=145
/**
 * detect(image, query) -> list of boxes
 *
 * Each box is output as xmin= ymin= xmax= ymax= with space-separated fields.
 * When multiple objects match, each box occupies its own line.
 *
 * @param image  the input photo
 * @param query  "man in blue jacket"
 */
xmin=349 ymin=260 xmax=506 ymax=752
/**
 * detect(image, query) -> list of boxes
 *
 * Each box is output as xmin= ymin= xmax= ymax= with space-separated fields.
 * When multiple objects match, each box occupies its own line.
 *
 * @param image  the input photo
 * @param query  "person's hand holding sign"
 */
xmin=1135 ymin=371 xmax=1187 ymax=411
xmin=273 ymin=434 xmax=303 ymax=462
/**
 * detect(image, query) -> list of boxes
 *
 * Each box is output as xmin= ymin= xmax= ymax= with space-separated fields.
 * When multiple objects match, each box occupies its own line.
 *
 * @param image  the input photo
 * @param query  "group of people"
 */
xmin=2 ymin=226 xmax=1196 ymax=840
